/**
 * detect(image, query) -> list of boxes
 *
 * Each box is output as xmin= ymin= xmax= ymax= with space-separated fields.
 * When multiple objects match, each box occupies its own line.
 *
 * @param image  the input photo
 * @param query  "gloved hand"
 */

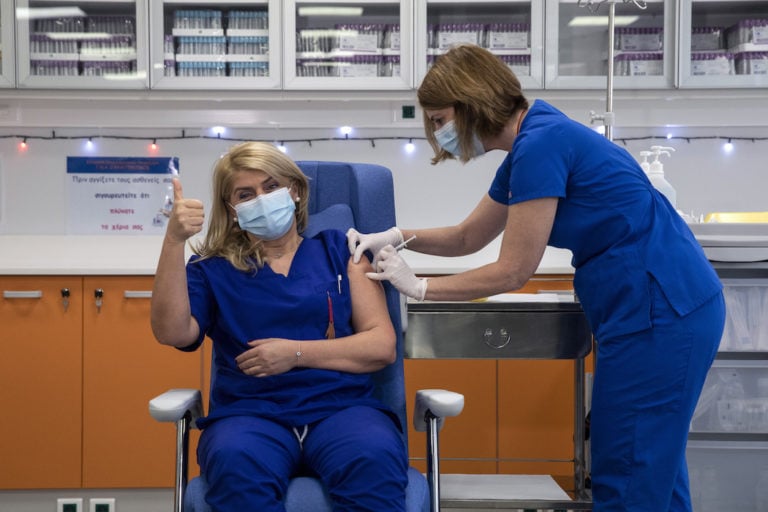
xmin=347 ymin=227 xmax=404 ymax=264
xmin=366 ymin=245 xmax=428 ymax=301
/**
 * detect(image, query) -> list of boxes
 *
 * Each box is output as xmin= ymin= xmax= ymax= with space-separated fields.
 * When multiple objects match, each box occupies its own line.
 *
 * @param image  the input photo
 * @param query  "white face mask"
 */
xmin=233 ymin=187 xmax=296 ymax=240
xmin=434 ymin=120 xmax=485 ymax=159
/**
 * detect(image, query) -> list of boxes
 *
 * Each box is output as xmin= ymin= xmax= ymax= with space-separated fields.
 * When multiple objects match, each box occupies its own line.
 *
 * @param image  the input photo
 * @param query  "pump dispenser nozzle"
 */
xmin=648 ymin=146 xmax=676 ymax=208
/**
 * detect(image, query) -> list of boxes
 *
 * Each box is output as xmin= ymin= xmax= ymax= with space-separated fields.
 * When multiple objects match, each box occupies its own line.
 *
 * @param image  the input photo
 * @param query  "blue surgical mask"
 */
xmin=434 ymin=120 xmax=485 ymax=159
xmin=234 ymin=187 xmax=296 ymax=240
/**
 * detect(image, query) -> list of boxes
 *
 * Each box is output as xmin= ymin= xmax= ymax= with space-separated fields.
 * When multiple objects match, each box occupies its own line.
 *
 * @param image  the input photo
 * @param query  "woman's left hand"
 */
xmin=236 ymin=338 xmax=296 ymax=377
xmin=366 ymin=245 xmax=428 ymax=301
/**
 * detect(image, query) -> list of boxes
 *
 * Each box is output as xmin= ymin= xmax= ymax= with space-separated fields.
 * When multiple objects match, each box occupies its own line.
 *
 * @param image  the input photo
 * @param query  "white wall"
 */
xmin=1 ymin=91 xmax=767 ymax=273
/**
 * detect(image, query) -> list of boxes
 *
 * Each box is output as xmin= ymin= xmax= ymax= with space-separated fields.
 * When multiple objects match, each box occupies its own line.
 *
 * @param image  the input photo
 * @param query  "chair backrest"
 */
xmin=297 ymin=161 xmax=407 ymax=447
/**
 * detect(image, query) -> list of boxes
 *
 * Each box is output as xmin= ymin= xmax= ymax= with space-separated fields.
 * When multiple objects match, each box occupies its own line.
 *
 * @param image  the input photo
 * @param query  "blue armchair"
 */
xmin=149 ymin=161 xmax=464 ymax=512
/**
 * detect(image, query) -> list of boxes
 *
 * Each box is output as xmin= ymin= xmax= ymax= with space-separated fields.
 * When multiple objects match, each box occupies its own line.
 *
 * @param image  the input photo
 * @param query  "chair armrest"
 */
xmin=149 ymin=388 xmax=203 ymax=428
xmin=413 ymin=389 xmax=464 ymax=432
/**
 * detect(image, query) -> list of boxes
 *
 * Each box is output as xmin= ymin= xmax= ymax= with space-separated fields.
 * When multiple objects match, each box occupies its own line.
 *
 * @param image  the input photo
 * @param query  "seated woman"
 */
xmin=150 ymin=141 xmax=408 ymax=512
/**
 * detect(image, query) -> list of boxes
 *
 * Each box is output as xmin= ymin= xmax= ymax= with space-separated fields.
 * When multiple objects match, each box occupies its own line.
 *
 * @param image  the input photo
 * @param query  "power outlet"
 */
xmin=89 ymin=498 xmax=116 ymax=512
xmin=57 ymin=498 xmax=83 ymax=512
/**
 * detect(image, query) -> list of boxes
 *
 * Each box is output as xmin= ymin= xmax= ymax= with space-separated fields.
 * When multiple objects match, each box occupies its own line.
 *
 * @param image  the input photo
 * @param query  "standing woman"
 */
xmin=350 ymin=44 xmax=724 ymax=512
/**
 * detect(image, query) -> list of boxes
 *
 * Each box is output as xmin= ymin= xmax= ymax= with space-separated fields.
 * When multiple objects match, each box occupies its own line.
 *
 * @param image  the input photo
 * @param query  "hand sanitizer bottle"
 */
xmin=648 ymin=145 xmax=676 ymax=208
xmin=638 ymin=150 xmax=653 ymax=175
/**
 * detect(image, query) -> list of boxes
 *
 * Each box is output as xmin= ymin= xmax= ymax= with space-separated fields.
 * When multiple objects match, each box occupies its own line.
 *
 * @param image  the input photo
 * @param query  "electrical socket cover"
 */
xmin=57 ymin=498 xmax=83 ymax=512
xmin=89 ymin=498 xmax=116 ymax=512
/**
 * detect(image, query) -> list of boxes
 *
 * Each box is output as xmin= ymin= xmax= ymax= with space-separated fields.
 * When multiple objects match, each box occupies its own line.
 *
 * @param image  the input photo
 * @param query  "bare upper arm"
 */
xmin=347 ymin=255 xmax=395 ymax=340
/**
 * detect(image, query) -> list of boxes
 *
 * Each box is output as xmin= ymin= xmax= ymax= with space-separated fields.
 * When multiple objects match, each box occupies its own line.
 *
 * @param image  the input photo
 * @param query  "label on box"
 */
xmin=629 ymin=59 xmax=663 ymax=76
xmin=619 ymin=33 xmax=663 ymax=51
xmin=339 ymin=32 xmax=378 ymax=53
xmin=438 ymin=32 xmax=481 ymax=50
xmin=488 ymin=31 xmax=528 ymax=50
xmin=692 ymin=57 xmax=732 ymax=76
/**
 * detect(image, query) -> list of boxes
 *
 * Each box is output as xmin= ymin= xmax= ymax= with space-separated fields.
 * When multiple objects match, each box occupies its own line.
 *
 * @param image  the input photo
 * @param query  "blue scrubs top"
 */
xmin=489 ymin=100 xmax=722 ymax=341
xmin=182 ymin=229 xmax=387 ymax=429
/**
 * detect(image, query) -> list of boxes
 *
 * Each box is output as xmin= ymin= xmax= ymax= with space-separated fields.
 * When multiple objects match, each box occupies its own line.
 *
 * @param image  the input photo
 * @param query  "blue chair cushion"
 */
xmin=305 ymin=203 xmax=356 ymax=239
xmin=183 ymin=468 xmax=429 ymax=512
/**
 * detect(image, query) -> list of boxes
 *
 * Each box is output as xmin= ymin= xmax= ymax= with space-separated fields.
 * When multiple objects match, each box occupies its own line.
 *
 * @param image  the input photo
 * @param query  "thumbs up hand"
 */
xmin=166 ymin=177 xmax=205 ymax=244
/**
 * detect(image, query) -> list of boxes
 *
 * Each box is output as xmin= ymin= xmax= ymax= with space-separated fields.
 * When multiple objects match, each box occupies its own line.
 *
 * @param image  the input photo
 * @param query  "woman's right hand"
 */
xmin=346 ymin=227 xmax=403 ymax=264
xmin=166 ymin=178 xmax=205 ymax=244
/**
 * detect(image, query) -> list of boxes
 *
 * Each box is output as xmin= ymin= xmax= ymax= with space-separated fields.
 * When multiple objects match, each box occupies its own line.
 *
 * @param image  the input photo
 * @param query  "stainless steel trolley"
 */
xmin=405 ymin=301 xmax=593 ymax=510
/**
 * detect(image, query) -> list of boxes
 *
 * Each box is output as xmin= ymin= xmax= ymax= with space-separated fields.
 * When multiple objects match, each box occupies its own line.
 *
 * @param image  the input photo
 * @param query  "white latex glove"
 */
xmin=366 ymin=245 xmax=428 ymax=301
xmin=347 ymin=227 xmax=404 ymax=264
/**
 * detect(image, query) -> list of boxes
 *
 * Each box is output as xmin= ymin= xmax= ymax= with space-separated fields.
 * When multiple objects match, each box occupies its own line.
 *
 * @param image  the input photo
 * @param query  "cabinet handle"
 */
xmin=94 ymin=288 xmax=104 ymax=313
xmin=124 ymin=290 xmax=153 ymax=299
xmin=3 ymin=290 xmax=43 ymax=299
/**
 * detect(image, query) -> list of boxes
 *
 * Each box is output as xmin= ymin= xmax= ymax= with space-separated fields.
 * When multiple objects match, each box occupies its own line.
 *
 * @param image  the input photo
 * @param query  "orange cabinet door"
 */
xmin=497 ymin=359 xmax=578 ymax=477
xmin=82 ymin=276 xmax=203 ymax=488
xmin=0 ymin=276 xmax=83 ymax=489
xmin=404 ymin=359 xmax=498 ymax=474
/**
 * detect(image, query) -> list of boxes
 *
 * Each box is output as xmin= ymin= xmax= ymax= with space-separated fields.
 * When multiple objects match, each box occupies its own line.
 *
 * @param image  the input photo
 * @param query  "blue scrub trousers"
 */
xmin=590 ymin=280 xmax=725 ymax=512
xmin=197 ymin=405 xmax=408 ymax=512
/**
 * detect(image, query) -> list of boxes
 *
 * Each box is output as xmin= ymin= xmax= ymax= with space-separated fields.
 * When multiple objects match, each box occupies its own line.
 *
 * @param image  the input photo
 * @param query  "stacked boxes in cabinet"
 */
xmin=613 ymin=27 xmax=664 ymax=77
xmin=167 ymin=9 xmax=269 ymax=78
xmin=29 ymin=15 xmax=137 ymax=77
xmin=690 ymin=19 xmax=768 ymax=76
xmin=295 ymin=24 xmax=401 ymax=78
xmin=426 ymin=23 xmax=530 ymax=76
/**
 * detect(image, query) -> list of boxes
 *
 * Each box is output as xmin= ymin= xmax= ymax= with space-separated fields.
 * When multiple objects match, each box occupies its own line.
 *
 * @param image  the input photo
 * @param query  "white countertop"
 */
xmin=0 ymin=235 xmax=575 ymax=275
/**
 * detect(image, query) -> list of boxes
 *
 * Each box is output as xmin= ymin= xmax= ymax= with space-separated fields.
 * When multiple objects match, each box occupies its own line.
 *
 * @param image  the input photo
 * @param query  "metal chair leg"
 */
xmin=174 ymin=412 xmax=191 ymax=512
xmin=425 ymin=412 xmax=441 ymax=512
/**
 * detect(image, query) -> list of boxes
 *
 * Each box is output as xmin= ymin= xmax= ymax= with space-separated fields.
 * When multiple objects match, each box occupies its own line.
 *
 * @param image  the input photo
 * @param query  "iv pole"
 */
xmin=587 ymin=0 xmax=647 ymax=142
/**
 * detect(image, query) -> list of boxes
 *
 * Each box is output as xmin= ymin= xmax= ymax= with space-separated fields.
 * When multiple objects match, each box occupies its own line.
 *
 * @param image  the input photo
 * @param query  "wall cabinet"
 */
xmin=284 ymin=0 xmax=413 ymax=90
xmin=545 ymin=0 xmax=675 ymax=90
xmin=14 ymin=0 xmax=149 ymax=89
xmin=149 ymin=0 xmax=282 ymax=90
xmin=0 ymin=275 xmax=203 ymax=490
xmin=688 ymin=266 xmax=768 ymax=511
xmin=414 ymin=0 xmax=544 ymax=89
xmin=2 ymin=0 xmax=766 ymax=91
xmin=679 ymin=0 xmax=768 ymax=88
xmin=0 ymin=0 xmax=14 ymax=87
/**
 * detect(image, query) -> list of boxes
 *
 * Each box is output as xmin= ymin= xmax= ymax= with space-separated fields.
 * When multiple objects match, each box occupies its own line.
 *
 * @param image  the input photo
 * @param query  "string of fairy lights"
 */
xmin=3 ymin=128 xmax=768 ymax=154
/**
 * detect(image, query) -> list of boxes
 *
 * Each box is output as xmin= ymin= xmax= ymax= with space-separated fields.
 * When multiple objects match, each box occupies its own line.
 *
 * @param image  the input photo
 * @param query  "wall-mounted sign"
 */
xmin=67 ymin=156 xmax=179 ymax=235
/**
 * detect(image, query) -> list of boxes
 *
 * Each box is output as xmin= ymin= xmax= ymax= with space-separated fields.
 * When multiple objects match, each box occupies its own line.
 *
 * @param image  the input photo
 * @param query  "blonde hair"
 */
xmin=417 ymin=44 xmax=529 ymax=164
xmin=193 ymin=142 xmax=309 ymax=272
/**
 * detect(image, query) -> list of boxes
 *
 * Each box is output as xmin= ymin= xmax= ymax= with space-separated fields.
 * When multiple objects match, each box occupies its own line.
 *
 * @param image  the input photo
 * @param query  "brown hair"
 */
xmin=418 ymin=44 xmax=529 ymax=164
xmin=193 ymin=142 xmax=309 ymax=271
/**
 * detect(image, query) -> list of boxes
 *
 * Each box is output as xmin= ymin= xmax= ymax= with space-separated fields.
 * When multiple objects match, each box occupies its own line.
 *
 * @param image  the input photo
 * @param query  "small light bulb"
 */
xmin=405 ymin=141 xmax=415 ymax=153
xmin=277 ymin=143 xmax=287 ymax=153
xmin=19 ymin=138 xmax=28 ymax=150
xmin=150 ymin=139 xmax=158 ymax=151
xmin=339 ymin=126 xmax=353 ymax=136
xmin=723 ymin=140 xmax=734 ymax=153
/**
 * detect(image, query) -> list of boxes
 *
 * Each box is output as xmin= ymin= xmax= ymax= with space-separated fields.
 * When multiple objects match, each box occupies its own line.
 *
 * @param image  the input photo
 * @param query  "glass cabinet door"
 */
xmin=15 ymin=0 xmax=148 ymax=89
xmin=0 ymin=0 xmax=15 ymax=87
xmin=415 ymin=0 xmax=543 ymax=89
xmin=150 ymin=0 xmax=281 ymax=89
xmin=544 ymin=0 xmax=674 ymax=89
xmin=283 ymin=0 xmax=413 ymax=90
xmin=679 ymin=0 xmax=768 ymax=88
